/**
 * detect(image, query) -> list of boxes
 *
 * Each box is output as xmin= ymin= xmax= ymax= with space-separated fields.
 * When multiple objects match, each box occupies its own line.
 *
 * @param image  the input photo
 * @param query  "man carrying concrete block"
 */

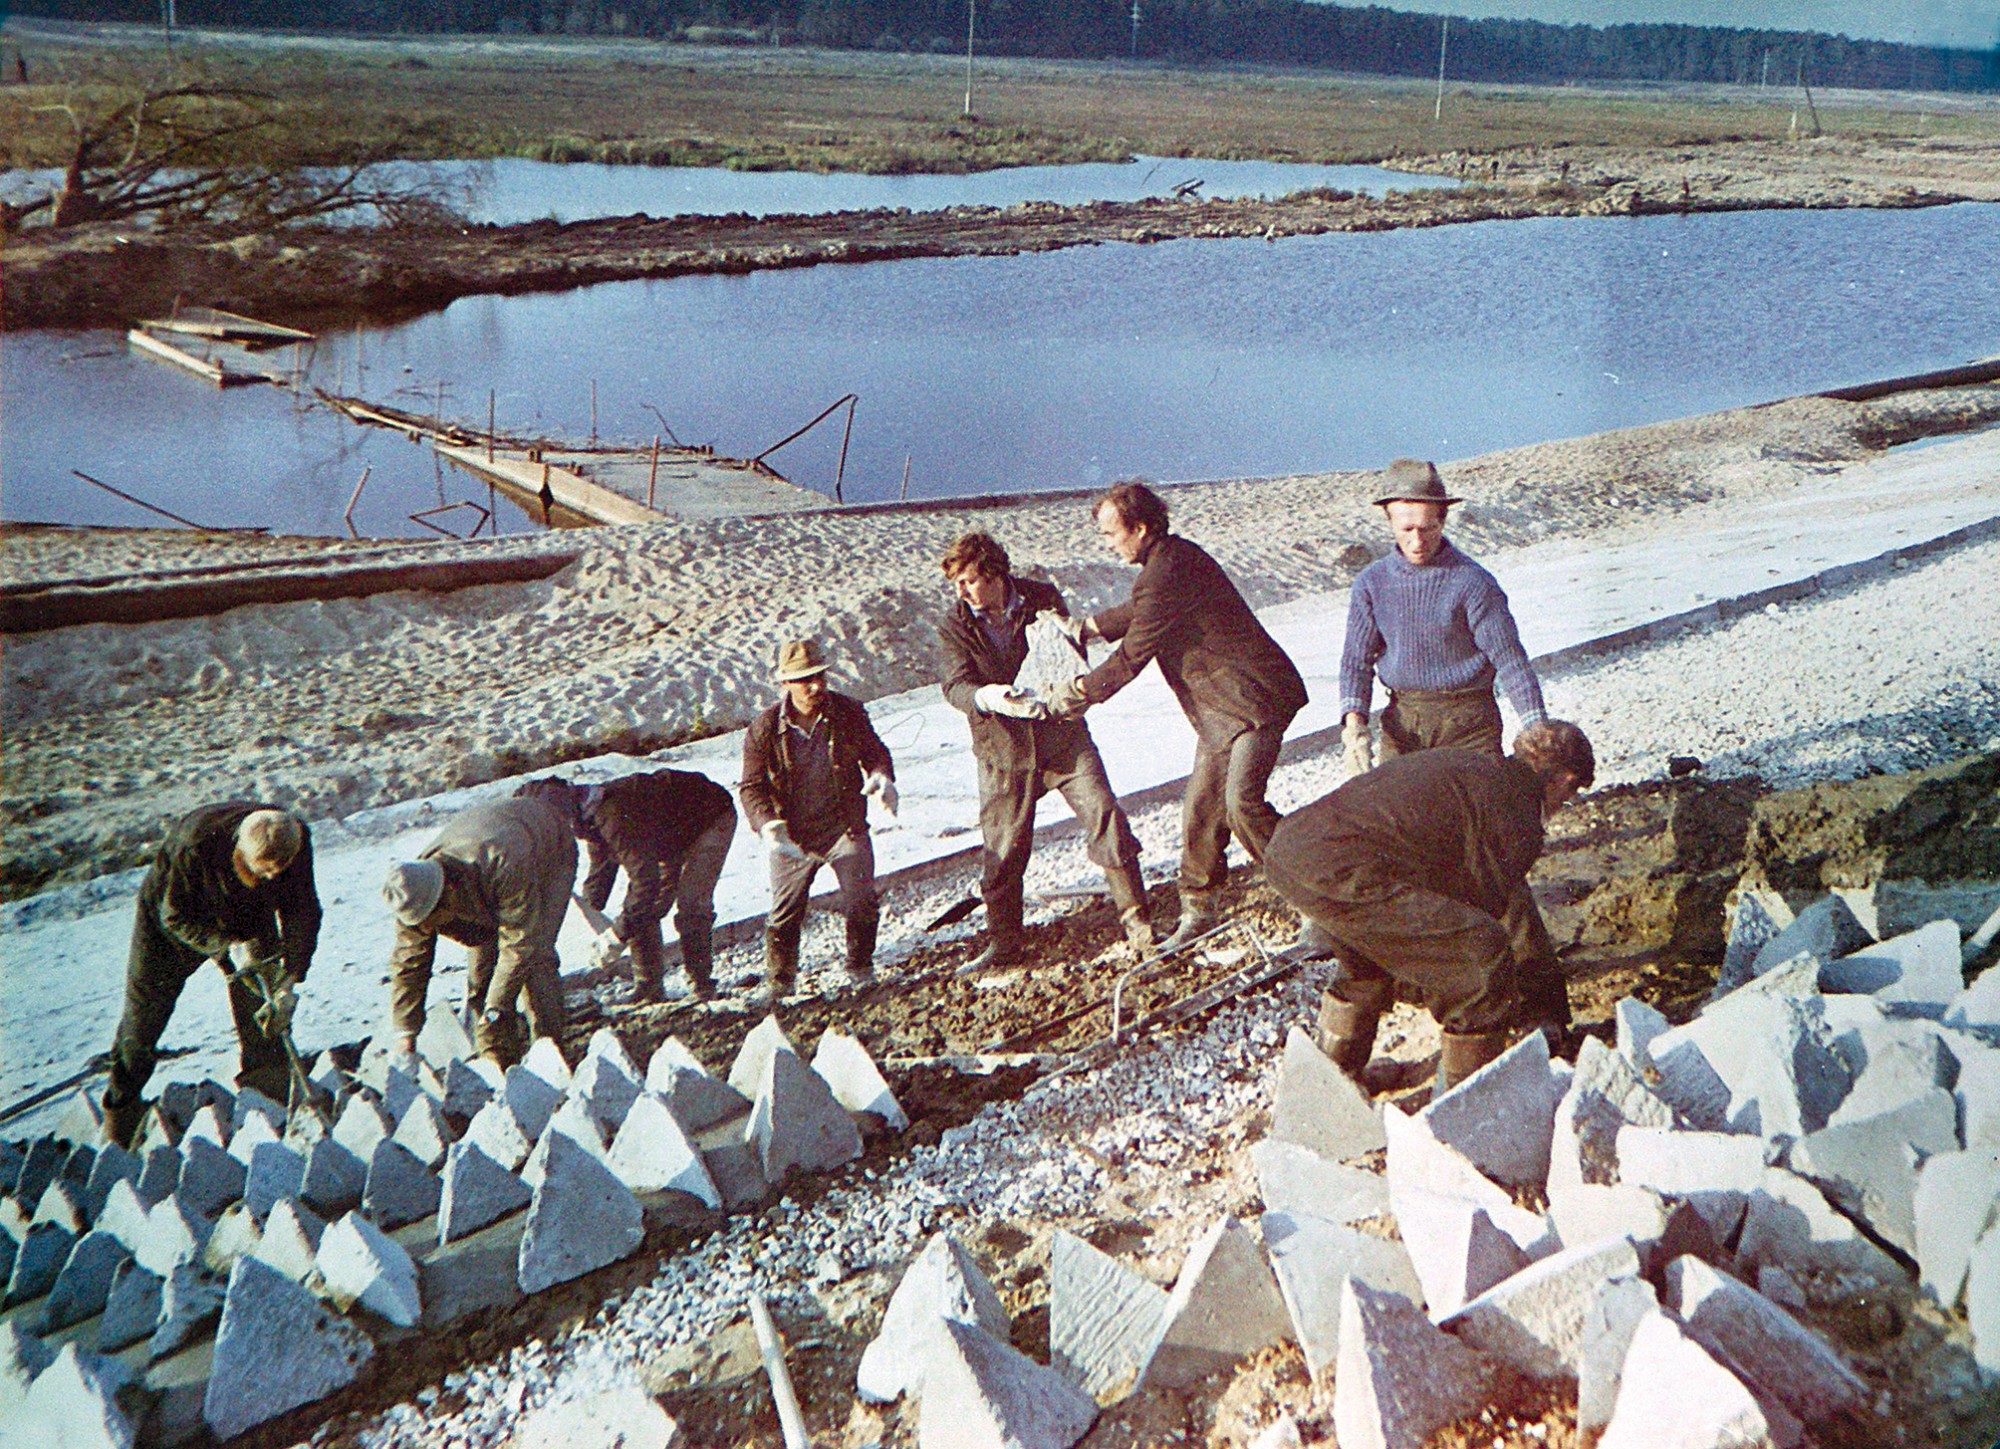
xmin=1264 ymin=721 xmax=1594 ymax=1093
xmin=516 ymin=770 xmax=736 ymax=1002
xmin=103 ymin=804 xmax=322 ymax=1147
xmin=382 ymin=796 xmax=577 ymax=1066
xmin=937 ymin=530 xmax=1152 ymax=973
xmin=1049 ymin=481 xmax=1308 ymax=954
xmin=741 ymin=638 xmax=897 ymax=997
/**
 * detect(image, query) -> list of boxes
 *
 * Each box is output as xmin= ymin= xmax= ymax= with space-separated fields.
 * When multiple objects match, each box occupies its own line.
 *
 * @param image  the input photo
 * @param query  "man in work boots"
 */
xmin=1263 ymin=720 xmax=1594 ymax=1095
xmin=741 ymin=638 xmax=897 ymax=998
xmin=515 ymin=770 xmax=736 ymax=1002
xmin=937 ymin=531 xmax=1152 ymax=973
xmin=102 ymin=804 xmax=321 ymax=1148
xmin=382 ymin=793 xmax=577 ymax=1066
xmin=1049 ymin=481 xmax=1307 ymax=954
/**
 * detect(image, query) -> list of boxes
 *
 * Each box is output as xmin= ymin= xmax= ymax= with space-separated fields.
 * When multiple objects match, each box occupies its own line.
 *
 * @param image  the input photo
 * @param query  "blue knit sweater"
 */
xmin=1338 ymin=541 xmax=1546 ymax=723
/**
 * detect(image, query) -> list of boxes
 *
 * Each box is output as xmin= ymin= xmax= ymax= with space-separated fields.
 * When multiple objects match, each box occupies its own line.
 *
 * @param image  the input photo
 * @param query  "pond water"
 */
xmin=6 ymin=203 xmax=1997 ymax=540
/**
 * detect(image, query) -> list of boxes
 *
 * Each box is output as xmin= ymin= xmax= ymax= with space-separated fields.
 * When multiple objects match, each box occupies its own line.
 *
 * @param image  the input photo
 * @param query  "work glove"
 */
xmin=226 ymin=939 xmax=271 ymax=975
xmin=257 ymin=977 xmax=299 ymax=1036
xmin=864 ymin=772 xmax=900 ymax=817
xmin=589 ymin=930 xmax=629 ymax=973
xmin=761 ymin=820 xmax=807 ymax=861
xmin=974 ymin=684 xmax=1049 ymax=719
xmin=1046 ymin=677 xmax=1089 ymax=719
xmin=1341 ymin=717 xmax=1375 ymax=780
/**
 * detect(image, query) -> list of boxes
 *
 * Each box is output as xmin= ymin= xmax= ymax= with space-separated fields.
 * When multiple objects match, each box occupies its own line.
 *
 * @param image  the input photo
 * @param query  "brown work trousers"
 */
xmin=1379 ymin=681 xmax=1505 ymax=760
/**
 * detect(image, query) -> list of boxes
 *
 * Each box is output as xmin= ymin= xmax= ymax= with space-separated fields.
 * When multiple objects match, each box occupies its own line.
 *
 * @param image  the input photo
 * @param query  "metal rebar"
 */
xmin=71 ymin=470 xmax=213 ymax=531
xmin=343 ymin=465 xmax=372 ymax=539
xmin=834 ymin=395 xmax=856 ymax=504
xmin=648 ymin=436 xmax=661 ymax=510
xmin=748 ymin=1295 xmax=810 ymax=1449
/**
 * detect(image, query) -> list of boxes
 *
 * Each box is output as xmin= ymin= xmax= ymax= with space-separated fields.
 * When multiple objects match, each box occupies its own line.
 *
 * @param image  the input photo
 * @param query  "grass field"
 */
xmin=4 ymin=19 xmax=1999 ymax=176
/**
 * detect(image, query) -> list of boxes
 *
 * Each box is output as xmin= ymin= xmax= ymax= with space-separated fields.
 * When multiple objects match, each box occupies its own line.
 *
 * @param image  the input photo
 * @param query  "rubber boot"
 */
xmin=679 ymin=913 xmax=717 ymax=1000
xmin=102 ymin=1094 xmax=146 ymax=1153
xmin=1313 ymin=993 xmax=1383 ymax=1080
xmin=1104 ymin=864 xmax=1154 ymax=955
xmin=845 ymin=903 xmax=880 ymax=980
xmin=1119 ymin=906 xmax=1156 ymax=956
xmin=1158 ymin=891 xmax=1218 ymax=955
xmin=1281 ymin=915 xmax=1341 ymax=965
xmin=764 ymin=921 xmax=802 ymax=1002
xmin=1434 ymin=1028 xmax=1512 ymax=1097
xmin=961 ymin=894 xmax=1024 ymax=976
xmin=627 ymin=929 xmax=667 ymax=1004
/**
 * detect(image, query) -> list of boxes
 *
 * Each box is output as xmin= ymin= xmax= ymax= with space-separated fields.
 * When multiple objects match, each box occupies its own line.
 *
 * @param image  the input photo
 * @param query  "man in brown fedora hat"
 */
xmin=741 ymin=638 xmax=897 ymax=997
xmin=1338 ymin=457 xmax=1546 ymax=777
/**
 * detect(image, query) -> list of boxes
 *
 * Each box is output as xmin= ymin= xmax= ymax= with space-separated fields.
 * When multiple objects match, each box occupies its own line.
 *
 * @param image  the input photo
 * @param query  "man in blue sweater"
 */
xmin=1338 ymin=459 xmax=1546 ymax=775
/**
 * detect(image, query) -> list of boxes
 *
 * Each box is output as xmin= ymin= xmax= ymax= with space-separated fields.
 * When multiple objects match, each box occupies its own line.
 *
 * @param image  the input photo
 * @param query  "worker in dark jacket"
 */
xmin=382 ymin=796 xmax=577 ymax=1065
xmin=938 ymin=531 xmax=1151 ymax=973
xmin=740 ymin=638 xmax=897 ymax=996
xmin=515 ymin=770 xmax=736 ymax=1002
xmin=103 ymin=803 xmax=321 ymax=1147
xmin=1263 ymin=720 xmax=1594 ymax=1094
xmin=1050 ymin=481 xmax=1308 ymax=952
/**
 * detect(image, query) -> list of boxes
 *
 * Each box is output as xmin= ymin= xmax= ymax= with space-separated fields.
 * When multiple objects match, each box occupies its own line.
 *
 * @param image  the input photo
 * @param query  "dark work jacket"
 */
xmin=939 ymin=577 xmax=1096 ymax=775
xmin=1082 ymin=533 xmax=1307 ymax=747
xmin=739 ymin=691 xmax=894 ymax=842
xmin=577 ymin=770 xmax=735 ymax=920
xmin=1280 ymin=748 xmax=1555 ymax=963
xmin=141 ymin=801 xmax=321 ymax=976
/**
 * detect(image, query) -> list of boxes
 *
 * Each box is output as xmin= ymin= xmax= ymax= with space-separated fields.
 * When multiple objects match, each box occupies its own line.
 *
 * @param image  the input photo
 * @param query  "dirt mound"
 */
xmin=1746 ymin=749 xmax=2000 ymax=891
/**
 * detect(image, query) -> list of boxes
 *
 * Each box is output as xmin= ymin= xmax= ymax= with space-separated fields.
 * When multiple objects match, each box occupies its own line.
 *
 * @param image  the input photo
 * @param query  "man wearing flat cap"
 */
xmin=740 ymin=638 xmax=897 ymax=997
xmin=1338 ymin=458 xmax=1546 ymax=774
xmin=102 ymin=803 xmax=321 ymax=1147
xmin=382 ymin=794 xmax=577 ymax=1065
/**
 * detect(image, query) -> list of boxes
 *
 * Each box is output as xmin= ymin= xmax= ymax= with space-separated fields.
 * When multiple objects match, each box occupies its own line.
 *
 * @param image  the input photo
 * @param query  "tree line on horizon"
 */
xmin=21 ymin=0 xmax=2000 ymax=93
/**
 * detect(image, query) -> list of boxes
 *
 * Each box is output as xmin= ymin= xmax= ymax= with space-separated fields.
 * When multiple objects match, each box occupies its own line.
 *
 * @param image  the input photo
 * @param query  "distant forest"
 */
xmin=19 ymin=0 xmax=2000 ymax=92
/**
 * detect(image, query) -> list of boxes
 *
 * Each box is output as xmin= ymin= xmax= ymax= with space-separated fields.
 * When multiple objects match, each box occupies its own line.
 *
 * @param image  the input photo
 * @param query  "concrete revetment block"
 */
xmin=652 ymin=1063 xmax=751 ymax=1138
xmin=316 ymin=1211 xmax=422 ymax=1328
xmin=149 ymin=1261 xmax=226 ymax=1360
xmin=1390 ymin=1188 xmax=1528 ymax=1320
xmin=1719 ymin=887 xmax=1796 ymax=997
xmin=416 ymin=1007 xmax=475 ymax=1071
xmin=606 ymin=1094 xmax=720 ymax=1208
xmin=516 ymin=1385 xmax=680 ymax=1449
xmin=82 ymin=1144 xmax=142 ymax=1221
xmin=252 ymin=1197 xmax=327 ymax=1283
xmin=1736 ymin=1165 xmax=1907 ymax=1284
xmin=1546 ymin=1184 xmax=1673 ymax=1259
xmin=362 ymin=1139 xmax=443 ymax=1230
xmin=1663 ymin=1254 xmax=1866 ymax=1424
xmin=95 ymin=1180 xmax=152 ymax=1257
xmin=858 ymin=1232 xmax=1010 ymax=1403
xmin=243 ymin=1141 xmax=309 ymax=1224
xmin=464 ymin=1098 xmax=534 ymax=1171
xmin=1141 ymin=1217 xmax=1292 ymax=1390
xmin=13 ymin=1138 xmax=65 ymax=1210
xmin=391 ymin=1094 xmax=455 ymax=1170
xmin=521 ymin=1035 xmax=573 ymax=1092
xmin=747 ymin=1047 xmax=863 ymax=1184
xmin=1829 ymin=1016 xmax=1954 ymax=1125
xmin=919 ymin=1318 xmax=1098 ymax=1449
xmin=1597 ymin=1309 xmax=1776 ymax=1449
xmin=438 ymin=1140 xmax=533 ymax=1245
xmin=1383 ymin=1105 xmax=1547 ymax=1254
xmin=15 ymin=1342 xmax=135 ymax=1449
xmin=1613 ymin=998 xmax=1671 ymax=1071
xmin=1271 ymin=1027 xmax=1386 ymax=1163
xmin=811 ymin=1029 xmax=909 ymax=1130
xmin=1550 ymin=1036 xmax=1677 ymax=1193
xmin=1969 ymin=1222 xmax=2000 ymax=1374
xmin=382 ymin=1062 xmax=443 ymax=1125
xmin=0 ymin=1320 xmax=55 ymax=1418
xmin=644 ymin=1035 xmax=708 ymax=1089
xmin=181 ymin=1103 xmax=230 ymax=1152
xmin=133 ymin=1194 xmax=212 ymax=1279
xmin=332 ymin=1096 xmax=393 ymax=1162
xmin=98 ymin=1260 xmax=165 ymax=1353
xmin=504 ymin=1065 xmax=566 ymax=1144
xmin=1747 ymin=894 xmax=1874 ymax=987
xmin=1946 ymin=963 xmax=2000 ymax=1033
xmin=442 ymin=1057 xmax=504 ymax=1119
xmin=300 ymin=1137 xmax=368 ymax=1219
xmin=582 ymin=1026 xmax=642 ymax=1080
xmin=231 ymin=1086 xmax=287 ymax=1137
xmin=1262 ymin=1211 xmax=1425 ymax=1372
xmin=1788 ymin=1089 xmax=1958 ymax=1255
xmin=1822 ymin=920 xmax=1964 ymax=1014
xmin=41 ymin=1231 xmax=131 ymax=1333
xmin=52 ymin=1090 xmax=107 ymax=1151
xmin=1576 ymin=1276 xmax=1656 ymax=1433
xmin=727 ymin=1015 xmax=800 ymax=1099
xmin=523 ymin=1100 xmax=610 ymax=1189
xmin=568 ymin=1052 xmax=643 ymax=1137
xmin=1954 ymin=1042 xmax=2000 ymax=1150
xmin=1250 ymin=1139 xmax=1389 ymax=1225
xmin=1333 ymin=1279 xmax=1497 ymax=1449
xmin=200 ymin=1202 xmax=262 ymax=1276
xmin=1423 ymin=1030 xmax=1565 ymax=1188
xmin=1048 ymin=1230 xmax=1168 ymax=1404
xmin=516 ymin=1130 xmax=644 ymax=1294
xmin=135 ymin=1145 xmax=181 ymax=1208
xmin=5 ymin=1221 xmax=76 ymax=1306
xmin=1615 ymin=1125 xmax=1771 ymax=1197
xmin=225 ymin=1111 xmax=280 ymax=1168
xmin=203 ymin=1256 xmax=374 ymax=1440
xmin=1441 ymin=1235 xmax=1642 ymax=1380
xmin=421 ymin=1213 xmax=527 ymax=1328
xmin=33 ymin=1178 xmax=88 ymax=1235
xmin=1914 ymin=1148 xmax=2000 ymax=1308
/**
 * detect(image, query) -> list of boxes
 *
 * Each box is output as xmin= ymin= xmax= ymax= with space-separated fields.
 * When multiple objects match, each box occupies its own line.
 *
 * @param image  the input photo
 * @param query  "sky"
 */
xmin=1320 ymin=2 xmax=2000 ymax=50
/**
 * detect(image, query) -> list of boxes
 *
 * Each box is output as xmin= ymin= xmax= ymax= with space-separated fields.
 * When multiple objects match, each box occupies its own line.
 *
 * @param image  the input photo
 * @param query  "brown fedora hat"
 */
xmin=773 ymin=638 xmax=832 ymax=682
xmin=1372 ymin=458 xmax=1462 ymax=507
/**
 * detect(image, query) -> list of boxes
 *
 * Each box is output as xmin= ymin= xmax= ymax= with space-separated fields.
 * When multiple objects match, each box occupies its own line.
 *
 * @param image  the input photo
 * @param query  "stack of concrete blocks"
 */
xmin=0 ymin=1014 xmax=907 ymax=1448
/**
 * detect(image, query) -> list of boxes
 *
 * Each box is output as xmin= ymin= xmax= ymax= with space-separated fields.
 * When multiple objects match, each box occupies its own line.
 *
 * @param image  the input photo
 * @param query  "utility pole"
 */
xmin=1797 ymin=55 xmax=1822 ymax=136
xmin=1434 ymin=17 xmax=1450 ymax=122
xmin=963 ymin=0 xmax=975 ymax=118
xmin=1760 ymin=51 xmax=1770 ymax=90
xmin=1130 ymin=0 xmax=1141 ymax=60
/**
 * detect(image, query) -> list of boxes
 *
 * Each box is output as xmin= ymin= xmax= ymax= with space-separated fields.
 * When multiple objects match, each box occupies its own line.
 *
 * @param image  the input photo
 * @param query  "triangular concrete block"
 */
xmin=442 ymin=1057 xmax=504 ymax=1119
xmin=748 ymin=1048 xmax=863 ymax=1184
xmin=226 ymin=1111 xmax=281 ymax=1167
xmin=41 ymin=1231 xmax=130 ymax=1333
xmin=728 ymin=1015 xmax=800 ymax=1099
xmin=133 ymin=1194 xmax=211 ymax=1279
xmin=232 ymin=1086 xmax=288 ymax=1136
xmin=362 ymin=1139 xmax=442 ymax=1230
xmin=645 ymin=1035 xmax=709 ymax=1088
xmin=95 ymin=1180 xmax=152 ymax=1257
xmin=1333 ymin=1278 xmax=1496 ymax=1449
xmin=1262 ymin=1211 xmax=1424 ymax=1374
xmin=181 ymin=1102 xmax=231 ymax=1151
xmin=0 ymin=1319 xmax=55 ymax=1416
xmin=1576 ymin=1276 xmax=1656 ymax=1433
xmin=1736 ymin=1165 xmax=1906 ymax=1283
xmin=1946 ymin=963 xmax=2000 ymax=1033
xmin=1971 ymin=1222 xmax=2000 ymax=1375
xmin=606 ymin=1095 xmax=720 ymax=1207
xmin=243 ymin=1141 xmax=309 ymax=1224
xmin=148 ymin=1262 xmax=225 ymax=1360
xmin=17 ymin=1342 xmax=135 ymax=1449
xmin=1389 ymin=1187 xmax=1529 ymax=1321
xmin=5 ymin=1222 xmax=75 ymax=1307
xmin=521 ymin=1036 xmax=573 ymax=1091
xmin=1251 ymin=1140 xmax=1390 ymax=1225
xmin=200 ymin=1201 xmax=263 ymax=1276
xmin=516 ymin=1131 xmax=643 ymax=1294
xmin=522 ymin=1100 xmax=610 ymax=1189
xmin=1142 ymin=1217 xmax=1291 ymax=1389
xmin=652 ymin=1062 xmax=750 ymax=1137
xmin=1423 ymin=1030 xmax=1565 ymax=1188
xmin=1440 ymin=1235 xmax=1642 ymax=1380
xmin=1789 ymin=1089 xmax=1957 ymax=1254
xmin=316 ymin=1211 xmax=422 ymax=1327
xmin=919 ymin=1319 xmax=1098 ymax=1449
xmin=1663 ymin=1254 xmax=1867 ymax=1424
xmin=1823 ymin=920 xmax=1965 ymax=1013
xmin=858 ymin=1233 xmax=1010 ymax=1404
xmin=1744 ymin=894 xmax=1873 ymax=988
xmin=51 ymin=1090 xmax=107 ymax=1150
xmin=391 ymin=1094 xmax=454 ymax=1170
xmin=12 ymin=1139 xmax=65 ymax=1209
xmin=416 ymin=1008 xmax=476 ymax=1072
xmin=1383 ymin=1103 xmax=1536 ymax=1235
xmin=33 ymin=1177 xmax=87 ymax=1233
xmin=1548 ymin=1036 xmax=1676 ymax=1193
xmin=204 ymin=1256 xmax=375 ymax=1440
xmin=504 ymin=1064 xmax=565 ymax=1143
xmin=252 ymin=1198 xmax=327 ymax=1284
xmin=438 ymin=1140 xmax=533 ymax=1245
xmin=332 ymin=1096 xmax=392 ymax=1161
xmin=465 ymin=1098 xmax=535 ymax=1171
xmin=300 ymin=1137 xmax=368 ymax=1219
xmin=811 ymin=1030 xmax=908 ymax=1130
xmin=569 ymin=1052 xmax=643 ymax=1136
xmin=134 ymin=1145 xmax=181 ymax=1208
xmin=97 ymin=1260 xmax=165 ymax=1353
xmin=1597 ymin=1309 xmax=1774 ymax=1449
xmin=1048 ymin=1230 xmax=1167 ymax=1404
xmin=1915 ymin=1148 xmax=2000 ymax=1309
xmin=1546 ymin=1184 xmax=1674 ymax=1260
xmin=1612 ymin=997 xmax=1669 ymax=1069
xmin=82 ymin=1144 xmax=141 ymax=1221
xmin=1271 ymin=1027 xmax=1385 ymax=1163
xmin=583 ymin=1027 xmax=642 ymax=1082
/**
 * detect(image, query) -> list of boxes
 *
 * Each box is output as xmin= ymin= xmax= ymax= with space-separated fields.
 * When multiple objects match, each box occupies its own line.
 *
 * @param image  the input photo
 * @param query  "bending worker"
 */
xmin=741 ymin=638 xmax=897 ymax=997
xmin=1051 ymin=481 xmax=1307 ymax=953
xmin=1338 ymin=458 xmax=1545 ymax=773
xmin=938 ymin=530 xmax=1152 ymax=972
xmin=515 ymin=770 xmax=736 ymax=1002
xmin=1264 ymin=721 xmax=1594 ymax=1094
xmin=382 ymin=794 xmax=576 ymax=1064
xmin=103 ymin=804 xmax=320 ymax=1147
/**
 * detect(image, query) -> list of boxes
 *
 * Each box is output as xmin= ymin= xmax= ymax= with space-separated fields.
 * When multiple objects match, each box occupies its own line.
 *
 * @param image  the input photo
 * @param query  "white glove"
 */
xmin=589 ymin=931 xmax=629 ymax=972
xmin=864 ymin=771 xmax=900 ymax=817
xmin=761 ymin=820 xmax=807 ymax=860
xmin=226 ymin=939 xmax=262 ymax=973
xmin=974 ymin=684 xmax=1049 ymax=719
xmin=1341 ymin=717 xmax=1375 ymax=779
